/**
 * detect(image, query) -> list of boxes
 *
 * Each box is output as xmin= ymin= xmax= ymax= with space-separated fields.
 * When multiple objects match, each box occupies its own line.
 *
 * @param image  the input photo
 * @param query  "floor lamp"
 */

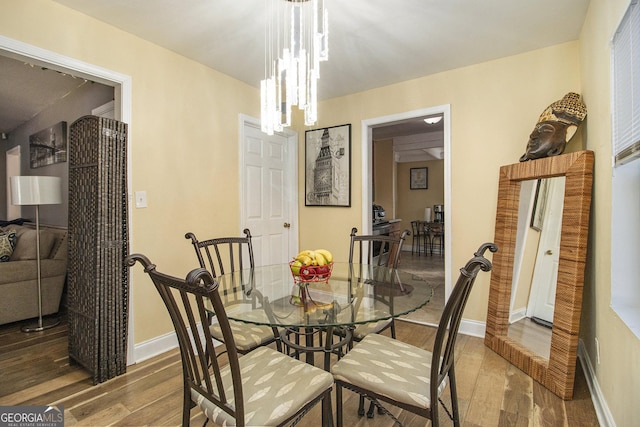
xmin=10 ymin=175 xmax=62 ymax=332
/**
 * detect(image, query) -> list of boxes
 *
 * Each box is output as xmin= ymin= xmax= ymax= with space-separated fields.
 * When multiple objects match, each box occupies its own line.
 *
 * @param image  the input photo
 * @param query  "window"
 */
xmin=611 ymin=0 xmax=640 ymax=338
xmin=612 ymin=0 xmax=640 ymax=165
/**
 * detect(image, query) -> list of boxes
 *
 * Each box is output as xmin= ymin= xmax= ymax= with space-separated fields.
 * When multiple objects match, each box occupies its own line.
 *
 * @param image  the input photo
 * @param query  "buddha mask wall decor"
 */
xmin=520 ymin=92 xmax=587 ymax=162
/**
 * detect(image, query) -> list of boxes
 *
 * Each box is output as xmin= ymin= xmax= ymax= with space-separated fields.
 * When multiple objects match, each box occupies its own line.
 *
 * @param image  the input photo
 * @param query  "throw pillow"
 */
xmin=10 ymin=229 xmax=57 ymax=261
xmin=0 ymin=230 xmax=17 ymax=262
xmin=0 ymin=218 xmax=26 ymax=227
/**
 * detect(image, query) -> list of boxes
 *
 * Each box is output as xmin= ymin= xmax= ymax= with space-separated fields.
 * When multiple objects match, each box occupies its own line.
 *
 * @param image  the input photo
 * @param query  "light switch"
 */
xmin=135 ymin=191 xmax=147 ymax=208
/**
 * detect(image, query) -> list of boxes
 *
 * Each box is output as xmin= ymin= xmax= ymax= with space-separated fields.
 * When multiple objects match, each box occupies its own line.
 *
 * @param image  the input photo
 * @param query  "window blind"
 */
xmin=612 ymin=0 xmax=640 ymax=165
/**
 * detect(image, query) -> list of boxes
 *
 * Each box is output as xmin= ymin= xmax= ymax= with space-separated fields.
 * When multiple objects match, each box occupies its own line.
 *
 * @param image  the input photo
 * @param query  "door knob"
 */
xmin=546 ymin=249 xmax=553 ymax=255
xmin=283 ymin=222 xmax=291 ymax=228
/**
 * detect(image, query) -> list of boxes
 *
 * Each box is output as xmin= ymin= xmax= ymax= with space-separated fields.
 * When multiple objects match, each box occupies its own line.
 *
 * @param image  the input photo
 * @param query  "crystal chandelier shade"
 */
xmin=261 ymin=0 xmax=328 ymax=135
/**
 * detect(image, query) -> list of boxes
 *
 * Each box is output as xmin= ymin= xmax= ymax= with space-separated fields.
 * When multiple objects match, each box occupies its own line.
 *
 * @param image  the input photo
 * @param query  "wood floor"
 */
xmin=0 ymin=313 xmax=599 ymax=426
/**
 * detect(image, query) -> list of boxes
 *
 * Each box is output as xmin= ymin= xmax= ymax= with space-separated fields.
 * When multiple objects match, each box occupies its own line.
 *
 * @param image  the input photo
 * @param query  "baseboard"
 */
xmin=133 ymin=330 xmax=179 ymax=363
xmin=133 ymin=323 xmax=223 ymax=364
xmin=459 ymin=318 xmax=485 ymax=338
xmin=136 ymin=317 xmax=483 ymax=363
xmin=509 ymin=307 xmax=526 ymax=324
xmin=578 ymin=339 xmax=616 ymax=427
xmin=399 ymin=317 xmax=486 ymax=338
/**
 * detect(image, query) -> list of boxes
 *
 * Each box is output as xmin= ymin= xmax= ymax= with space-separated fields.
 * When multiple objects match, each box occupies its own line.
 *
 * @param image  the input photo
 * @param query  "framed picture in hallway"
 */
xmin=410 ymin=167 xmax=428 ymax=189
xmin=304 ymin=124 xmax=351 ymax=207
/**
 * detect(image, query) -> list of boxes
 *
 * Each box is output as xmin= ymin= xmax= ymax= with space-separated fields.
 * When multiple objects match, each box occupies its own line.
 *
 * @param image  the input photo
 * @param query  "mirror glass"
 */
xmin=507 ymin=177 xmax=565 ymax=360
xmin=485 ymin=150 xmax=593 ymax=400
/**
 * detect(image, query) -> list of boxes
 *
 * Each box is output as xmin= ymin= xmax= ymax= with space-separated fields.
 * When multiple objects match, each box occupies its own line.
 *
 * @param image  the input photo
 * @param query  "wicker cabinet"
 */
xmin=388 ymin=220 xmax=403 ymax=263
xmin=67 ymin=115 xmax=129 ymax=384
xmin=388 ymin=220 xmax=402 ymax=239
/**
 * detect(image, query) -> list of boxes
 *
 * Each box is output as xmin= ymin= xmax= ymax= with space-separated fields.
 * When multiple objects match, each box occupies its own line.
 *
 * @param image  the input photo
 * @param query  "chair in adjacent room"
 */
xmin=426 ymin=222 xmax=445 ymax=256
xmin=185 ymin=230 xmax=280 ymax=354
xmin=126 ymin=254 xmax=334 ymax=427
xmin=410 ymin=220 xmax=427 ymax=256
xmin=331 ymin=243 xmax=497 ymax=427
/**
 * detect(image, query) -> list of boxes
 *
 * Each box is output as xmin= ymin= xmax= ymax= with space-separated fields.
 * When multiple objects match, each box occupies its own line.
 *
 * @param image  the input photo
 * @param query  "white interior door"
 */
xmin=527 ymin=177 xmax=566 ymax=323
xmin=240 ymin=117 xmax=298 ymax=266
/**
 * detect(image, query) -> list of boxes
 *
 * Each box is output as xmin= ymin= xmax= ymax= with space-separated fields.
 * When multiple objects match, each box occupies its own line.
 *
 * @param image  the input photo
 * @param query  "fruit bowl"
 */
xmin=289 ymin=260 xmax=334 ymax=283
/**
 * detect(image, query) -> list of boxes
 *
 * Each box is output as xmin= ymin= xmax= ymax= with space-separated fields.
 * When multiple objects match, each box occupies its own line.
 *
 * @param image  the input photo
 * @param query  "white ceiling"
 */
xmin=50 ymin=0 xmax=589 ymax=101
xmin=2 ymin=0 xmax=590 ymax=160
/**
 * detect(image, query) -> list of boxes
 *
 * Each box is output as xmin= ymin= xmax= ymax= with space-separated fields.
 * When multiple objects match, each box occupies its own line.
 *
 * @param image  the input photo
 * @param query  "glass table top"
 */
xmin=210 ymin=262 xmax=433 ymax=329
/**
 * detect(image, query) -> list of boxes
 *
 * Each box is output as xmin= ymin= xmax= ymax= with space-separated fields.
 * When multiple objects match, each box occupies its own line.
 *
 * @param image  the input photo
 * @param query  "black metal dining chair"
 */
xmin=343 ymin=226 xmax=409 ymax=416
xmin=347 ymin=226 xmax=409 ymax=341
xmin=331 ymin=242 xmax=497 ymax=427
xmin=126 ymin=253 xmax=334 ymax=427
xmin=411 ymin=220 xmax=427 ymax=256
xmin=185 ymin=230 xmax=280 ymax=354
xmin=426 ymin=222 xmax=445 ymax=256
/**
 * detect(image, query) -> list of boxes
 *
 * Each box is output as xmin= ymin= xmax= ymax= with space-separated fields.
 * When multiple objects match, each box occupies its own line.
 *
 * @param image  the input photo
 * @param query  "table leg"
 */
xmin=323 ymin=325 xmax=334 ymax=371
xmin=304 ymin=327 xmax=315 ymax=365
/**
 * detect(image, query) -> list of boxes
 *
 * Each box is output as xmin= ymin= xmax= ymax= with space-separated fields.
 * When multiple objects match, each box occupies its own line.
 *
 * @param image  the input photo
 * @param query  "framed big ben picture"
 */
xmin=305 ymin=124 xmax=351 ymax=207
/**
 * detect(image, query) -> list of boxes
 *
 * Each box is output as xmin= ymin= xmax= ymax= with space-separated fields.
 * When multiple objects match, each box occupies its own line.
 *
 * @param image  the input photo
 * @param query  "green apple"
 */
xmin=290 ymin=260 xmax=303 ymax=276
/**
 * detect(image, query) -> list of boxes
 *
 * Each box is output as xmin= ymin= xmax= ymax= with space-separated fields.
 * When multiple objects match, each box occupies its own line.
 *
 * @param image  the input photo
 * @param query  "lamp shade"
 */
xmin=10 ymin=176 xmax=62 ymax=206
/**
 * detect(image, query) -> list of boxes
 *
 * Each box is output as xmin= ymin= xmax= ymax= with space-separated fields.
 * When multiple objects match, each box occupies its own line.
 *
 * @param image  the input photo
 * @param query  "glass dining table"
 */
xmin=209 ymin=262 xmax=433 ymax=370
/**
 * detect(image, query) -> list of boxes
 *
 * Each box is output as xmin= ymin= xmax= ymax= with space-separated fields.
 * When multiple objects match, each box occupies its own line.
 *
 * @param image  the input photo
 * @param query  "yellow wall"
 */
xmin=397 ymin=160 xmax=445 ymax=223
xmin=579 ymin=0 xmax=640 ymax=423
xmin=513 ymin=229 xmax=540 ymax=313
xmin=373 ymin=139 xmax=394 ymax=217
xmin=372 ymin=140 xmax=445 ymax=226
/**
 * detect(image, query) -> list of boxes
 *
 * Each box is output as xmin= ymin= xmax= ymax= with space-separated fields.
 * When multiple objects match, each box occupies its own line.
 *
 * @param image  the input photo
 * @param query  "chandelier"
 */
xmin=261 ymin=0 xmax=328 ymax=135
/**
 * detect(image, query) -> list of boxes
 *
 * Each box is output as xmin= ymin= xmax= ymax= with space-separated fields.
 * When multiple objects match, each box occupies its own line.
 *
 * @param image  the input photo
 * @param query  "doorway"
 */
xmin=526 ymin=177 xmax=565 ymax=324
xmin=362 ymin=105 xmax=452 ymax=324
xmin=240 ymin=115 xmax=299 ymax=265
xmin=0 ymin=36 xmax=134 ymax=364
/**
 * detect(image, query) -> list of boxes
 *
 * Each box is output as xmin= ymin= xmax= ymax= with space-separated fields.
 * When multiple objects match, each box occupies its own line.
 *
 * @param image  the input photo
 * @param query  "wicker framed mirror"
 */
xmin=485 ymin=150 xmax=594 ymax=400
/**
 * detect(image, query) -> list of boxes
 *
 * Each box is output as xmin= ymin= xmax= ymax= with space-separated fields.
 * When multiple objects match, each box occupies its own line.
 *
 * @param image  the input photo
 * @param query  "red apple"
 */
xmin=300 ymin=266 xmax=315 ymax=280
xmin=316 ymin=265 xmax=330 ymax=278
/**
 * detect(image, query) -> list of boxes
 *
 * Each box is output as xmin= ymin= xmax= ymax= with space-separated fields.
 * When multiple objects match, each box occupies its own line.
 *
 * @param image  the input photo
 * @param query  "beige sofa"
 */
xmin=0 ymin=224 xmax=68 ymax=325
